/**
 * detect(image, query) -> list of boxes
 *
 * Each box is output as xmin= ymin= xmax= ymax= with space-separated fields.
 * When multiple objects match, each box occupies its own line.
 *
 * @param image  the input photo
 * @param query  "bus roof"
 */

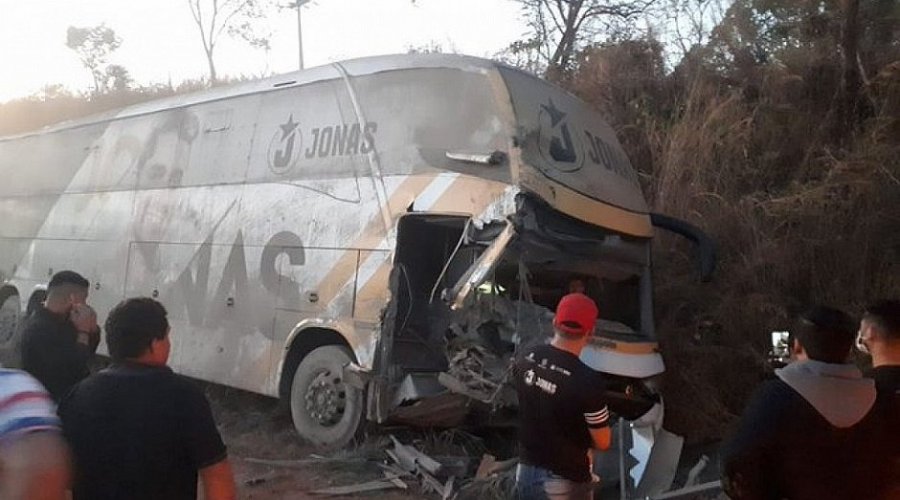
xmin=2 ymin=54 xmax=650 ymax=235
xmin=2 ymin=54 xmax=509 ymax=141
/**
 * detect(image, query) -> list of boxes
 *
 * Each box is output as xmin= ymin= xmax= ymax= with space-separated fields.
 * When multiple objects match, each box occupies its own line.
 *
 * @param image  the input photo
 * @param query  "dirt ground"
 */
xmin=204 ymin=383 xmax=422 ymax=500
xmin=203 ymin=382 xmax=722 ymax=500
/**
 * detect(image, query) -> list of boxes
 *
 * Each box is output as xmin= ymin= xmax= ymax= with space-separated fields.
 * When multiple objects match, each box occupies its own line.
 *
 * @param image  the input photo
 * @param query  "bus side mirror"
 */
xmin=650 ymin=213 xmax=716 ymax=282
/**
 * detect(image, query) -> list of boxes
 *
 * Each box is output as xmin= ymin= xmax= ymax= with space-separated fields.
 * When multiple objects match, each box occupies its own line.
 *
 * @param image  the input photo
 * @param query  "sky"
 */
xmin=0 ymin=0 xmax=530 ymax=102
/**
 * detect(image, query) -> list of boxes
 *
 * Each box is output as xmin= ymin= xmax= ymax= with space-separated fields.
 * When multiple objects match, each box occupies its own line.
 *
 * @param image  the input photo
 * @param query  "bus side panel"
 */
xmin=0 ymin=127 xmax=106 ymax=198
xmin=353 ymin=249 xmax=392 ymax=322
xmin=23 ymin=238 xmax=125 ymax=320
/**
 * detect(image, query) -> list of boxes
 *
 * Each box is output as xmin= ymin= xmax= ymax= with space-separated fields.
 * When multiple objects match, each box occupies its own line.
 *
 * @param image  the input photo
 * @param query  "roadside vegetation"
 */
xmin=2 ymin=0 xmax=898 ymax=443
xmin=561 ymin=1 xmax=900 ymax=441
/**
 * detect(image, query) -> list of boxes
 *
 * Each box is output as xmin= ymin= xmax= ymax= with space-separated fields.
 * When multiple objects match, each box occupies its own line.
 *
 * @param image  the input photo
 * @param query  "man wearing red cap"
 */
xmin=514 ymin=293 xmax=611 ymax=499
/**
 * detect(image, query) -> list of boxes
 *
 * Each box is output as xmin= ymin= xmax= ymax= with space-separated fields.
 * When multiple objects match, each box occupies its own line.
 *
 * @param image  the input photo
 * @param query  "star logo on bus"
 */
xmin=280 ymin=114 xmax=299 ymax=140
xmin=538 ymin=98 xmax=583 ymax=172
xmin=541 ymin=99 xmax=567 ymax=127
xmin=268 ymin=114 xmax=303 ymax=175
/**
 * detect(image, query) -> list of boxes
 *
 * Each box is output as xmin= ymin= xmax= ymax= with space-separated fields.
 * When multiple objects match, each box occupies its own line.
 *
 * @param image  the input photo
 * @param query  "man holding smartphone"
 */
xmin=21 ymin=271 xmax=101 ymax=402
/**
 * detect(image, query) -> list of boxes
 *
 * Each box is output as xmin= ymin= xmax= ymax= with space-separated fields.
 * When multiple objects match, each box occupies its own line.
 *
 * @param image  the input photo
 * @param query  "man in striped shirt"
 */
xmin=514 ymin=293 xmax=612 ymax=499
xmin=0 ymin=368 xmax=70 ymax=500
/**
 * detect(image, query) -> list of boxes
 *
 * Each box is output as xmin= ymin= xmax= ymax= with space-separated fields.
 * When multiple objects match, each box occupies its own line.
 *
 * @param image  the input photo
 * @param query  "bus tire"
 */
xmin=0 ymin=291 xmax=22 ymax=368
xmin=289 ymin=345 xmax=363 ymax=450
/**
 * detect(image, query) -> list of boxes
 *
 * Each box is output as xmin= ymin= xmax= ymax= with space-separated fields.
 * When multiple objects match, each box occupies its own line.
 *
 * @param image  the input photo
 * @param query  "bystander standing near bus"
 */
xmin=514 ymin=293 xmax=611 ymax=499
xmin=59 ymin=297 xmax=236 ymax=500
xmin=20 ymin=270 xmax=100 ymax=402
xmin=722 ymin=306 xmax=893 ymax=499
xmin=857 ymin=299 xmax=900 ymax=497
xmin=0 ymin=368 xmax=70 ymax=500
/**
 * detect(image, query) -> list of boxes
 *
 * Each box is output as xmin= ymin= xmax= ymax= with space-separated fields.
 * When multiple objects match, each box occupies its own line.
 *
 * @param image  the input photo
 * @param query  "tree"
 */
xmin=495 ymin=38 xmax=546 ymax=75
xmin=665 ymin=0 xmax=727 ymax=59
xmin=66 ymin=24 xmax=130 ymax=95
xmin=105 ymin=64 xmax=133 ymax=93
xmin=703 ymin=0 xmax=886 ymax=140
xmin=406 ymin=40 xmax=456 ymax=54
xmin=187 ymin=0 xmax=273 ymax=84
xmin=510 ymin=0 xmax=655 ymax=78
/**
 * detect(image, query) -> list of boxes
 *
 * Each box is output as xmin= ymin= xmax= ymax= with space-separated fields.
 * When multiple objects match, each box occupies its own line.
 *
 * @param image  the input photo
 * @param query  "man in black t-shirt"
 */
xmin=21 ymin=270 xmax=101 ymax=401
xmin=514 ymin=293 xmax=610 ymax=500
xmin=857 ymin=300 xmax=900 ymax=497
xmin=858 ymin=300 xmax=900 ymax=401
xmin=59 ymin=298 xmax=235 ymax=500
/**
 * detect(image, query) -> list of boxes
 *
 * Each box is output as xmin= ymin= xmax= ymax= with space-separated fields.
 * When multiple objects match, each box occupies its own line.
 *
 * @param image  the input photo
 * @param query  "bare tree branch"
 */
xmin=512 ymin=0 xmax=656 ymax=77
xmin=186 ymin=0 xmax=272 ymax=84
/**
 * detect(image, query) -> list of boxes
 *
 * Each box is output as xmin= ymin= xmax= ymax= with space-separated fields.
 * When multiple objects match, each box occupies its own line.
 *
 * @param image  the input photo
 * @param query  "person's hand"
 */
xmin=70 ymin=304 xmax=98 ymax=334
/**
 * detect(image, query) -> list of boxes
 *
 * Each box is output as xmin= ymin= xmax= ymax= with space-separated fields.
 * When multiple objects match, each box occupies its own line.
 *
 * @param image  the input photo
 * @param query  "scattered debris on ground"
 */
xmin=310 ymin=472 xmax=408 ymax=496
xmin=243 ymin=456 xmax=369 ymax=468
xmin=384 ymin=435 xmax=457 ymax=499
xmin=209 ymin=384 xmax=517 ymax=500
xmin=208 ymin=376 xmax=726 ymax=499
xmin=235 ymin=432 xmax=518 ymax=499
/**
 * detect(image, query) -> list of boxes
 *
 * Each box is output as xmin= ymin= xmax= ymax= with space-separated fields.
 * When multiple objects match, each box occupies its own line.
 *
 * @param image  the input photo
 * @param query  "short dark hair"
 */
xmin=105 ymin=298 xmax=169 ymax=361
xmin=864 ymin=300 xmax=900 ymax=340
xmin=794 ymin=305 xmax=856 ymax=363
xmin=48 ymin=270 xmax=89 ymax=289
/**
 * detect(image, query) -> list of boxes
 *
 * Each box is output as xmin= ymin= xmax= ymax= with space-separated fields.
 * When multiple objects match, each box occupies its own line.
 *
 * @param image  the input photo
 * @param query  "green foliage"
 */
xmin=66 ymin=24 xmax=130 ymax=95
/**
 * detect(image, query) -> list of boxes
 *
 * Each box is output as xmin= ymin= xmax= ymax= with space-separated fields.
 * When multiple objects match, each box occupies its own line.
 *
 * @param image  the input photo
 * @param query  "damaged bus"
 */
xmin=0 ymin=54 xmax=714 ymax=494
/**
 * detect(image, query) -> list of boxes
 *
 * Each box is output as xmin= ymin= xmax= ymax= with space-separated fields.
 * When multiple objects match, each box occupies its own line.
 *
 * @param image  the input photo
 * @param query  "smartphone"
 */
xmin=769 ymin=331 xmax=791 ymax=366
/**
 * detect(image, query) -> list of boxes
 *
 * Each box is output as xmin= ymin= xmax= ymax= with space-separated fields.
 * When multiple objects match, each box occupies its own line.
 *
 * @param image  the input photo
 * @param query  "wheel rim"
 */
xmin=0 ymin=296 xmax=19 ymax=344
xmin=304 ymin=369 xmax=347 ymax=427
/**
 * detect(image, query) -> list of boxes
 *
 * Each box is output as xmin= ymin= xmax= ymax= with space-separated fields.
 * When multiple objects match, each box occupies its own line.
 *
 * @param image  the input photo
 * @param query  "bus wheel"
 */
xmin=0 ymin=292 xmax=21 ymax=368
xmin=289 ymin=345 xmax=363 ymax=450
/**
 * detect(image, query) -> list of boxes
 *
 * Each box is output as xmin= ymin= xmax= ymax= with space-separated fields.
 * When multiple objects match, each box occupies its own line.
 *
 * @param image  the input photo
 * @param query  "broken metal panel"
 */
xmin=649 ymin=481 xmax=723 ymax=499
xmin=311 ymin=476 xmax=407 ymax=496
xmin=386 ymin=436 xmax=459 ymax=499
xmin=389 ymin=392 xmax=470 ymax=428
xmin=400 ymin=192 xmax=657 ymax=420
xmin=445 ymin=223 xmax=515 ymax=311
xmin=392 ymin=373 xmax=447 ymax=406
xmin=371 ymin=263 xmax=404 ymax=423
xmin=452 ymin=294 xmax=555 ymax=351
xmin=634 ymin=428 xmax=685 ymax=497
xmin=471 ymin=185 xmax=520 ymax=230
xmin=511 ymin=194 xmax=649 ymax=268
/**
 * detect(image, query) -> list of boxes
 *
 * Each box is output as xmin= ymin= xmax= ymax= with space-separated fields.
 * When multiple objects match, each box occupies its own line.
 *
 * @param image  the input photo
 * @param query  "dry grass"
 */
xmin=569 ymin=40 xmax=900 ymax=442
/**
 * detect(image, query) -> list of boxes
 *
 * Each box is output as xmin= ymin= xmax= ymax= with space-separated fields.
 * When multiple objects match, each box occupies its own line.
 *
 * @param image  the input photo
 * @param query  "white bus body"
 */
xmin=0 ymin=56 xmax=713 ymax=487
